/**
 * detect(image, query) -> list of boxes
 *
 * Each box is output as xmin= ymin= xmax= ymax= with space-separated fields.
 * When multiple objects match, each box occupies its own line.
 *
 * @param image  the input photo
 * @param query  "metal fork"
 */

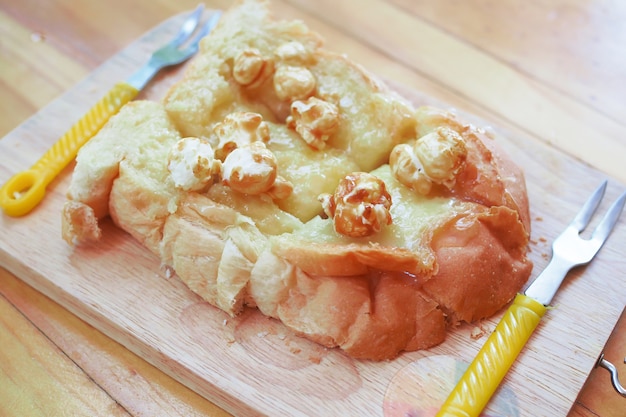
xmin=436 ymin=180 xmax=626 ymax=417
xmin=0 ymin=5 xmax=222 ymax=217
xmin=525 ymin=180 xmax=626 ymax=304
xmin=126 ymin=5 xmax=222 ymax=91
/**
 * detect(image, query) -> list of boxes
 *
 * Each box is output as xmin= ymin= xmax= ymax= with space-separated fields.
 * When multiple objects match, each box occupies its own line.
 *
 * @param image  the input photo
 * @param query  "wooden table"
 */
xmin=1 ymin=0 xmax=624 ymax=415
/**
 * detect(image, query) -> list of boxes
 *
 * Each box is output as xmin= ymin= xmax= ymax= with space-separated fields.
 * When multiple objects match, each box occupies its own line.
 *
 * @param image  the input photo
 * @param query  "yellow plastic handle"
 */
xmin=436 ymin=294 xmax=547 ymax=417
xmin=0 ymin=82 xmax=138 ymax=217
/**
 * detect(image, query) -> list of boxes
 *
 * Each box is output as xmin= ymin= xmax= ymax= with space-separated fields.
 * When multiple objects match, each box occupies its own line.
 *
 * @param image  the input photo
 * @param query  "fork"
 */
xmin=436 ymin=180 xmax=626 ymax=417
xmin=0 ymin=5 xmax=222 ymax=217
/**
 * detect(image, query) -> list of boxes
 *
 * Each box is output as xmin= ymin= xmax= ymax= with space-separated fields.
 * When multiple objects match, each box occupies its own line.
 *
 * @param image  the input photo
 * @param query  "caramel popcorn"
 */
xmin=167 ymin=137 xmax=222 ymax=191
xmin=390 ymin=127 xmax=467 ymax=194
xmin=274 ymin=41 xmax=312 ymax=65
xmin=389 ymin=144 xmax=433 ymax=195
xmin=222 ymin=141 xmax=279 ymax=195
xmin=416 ymin=127 xmax=467 ymax=181
xmin=320 ymin=172 xmax=392 ymax=238
xmin=287 ymin=97 xmax=339 ymax=150
xmin=233 ymin=48 xmax=274 ymax=88
xmin=214 ymin=112 xmax=270 ymax=160
xmin=273 ymin=65 xmax=316 ymax=101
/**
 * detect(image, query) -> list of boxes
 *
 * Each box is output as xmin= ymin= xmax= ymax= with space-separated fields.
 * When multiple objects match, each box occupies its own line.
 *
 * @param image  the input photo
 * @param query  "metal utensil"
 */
xmin=436 ymin=180 xmax=626 ymax=417
xmin=0 ymin=5 xmax=221 ymax=217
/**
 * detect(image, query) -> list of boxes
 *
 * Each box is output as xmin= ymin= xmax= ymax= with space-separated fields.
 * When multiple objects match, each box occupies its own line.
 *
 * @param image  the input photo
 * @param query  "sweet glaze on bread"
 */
xmin=61 ymin=0 xmax=532 ymax=360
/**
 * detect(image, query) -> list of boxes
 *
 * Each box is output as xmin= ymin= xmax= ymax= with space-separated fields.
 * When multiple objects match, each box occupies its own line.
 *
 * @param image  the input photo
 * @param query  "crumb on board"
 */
xmin=308 ymin=355 xmax=322 ymax=364
xmin=470 ymin=323 xmax=488 ymax=340
xmin=161 ymin=265 xmax=174 ymax=279
xmin=30 ymin=31 xmax=45 ymax=42
xmin=529 ymin=236 xmax=548 ymax=246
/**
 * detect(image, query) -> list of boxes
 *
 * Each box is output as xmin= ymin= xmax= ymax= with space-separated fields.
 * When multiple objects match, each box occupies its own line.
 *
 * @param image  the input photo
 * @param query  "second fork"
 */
xmin=436 ymin=181 xmax=626 ymax=417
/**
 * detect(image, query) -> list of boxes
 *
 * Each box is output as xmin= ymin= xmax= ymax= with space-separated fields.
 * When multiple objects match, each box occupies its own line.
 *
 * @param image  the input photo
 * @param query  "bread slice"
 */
xmin=62 ymin=0 xmax=532 ymax=360
xmin=62 ymin=100 xmax=181 ymax=250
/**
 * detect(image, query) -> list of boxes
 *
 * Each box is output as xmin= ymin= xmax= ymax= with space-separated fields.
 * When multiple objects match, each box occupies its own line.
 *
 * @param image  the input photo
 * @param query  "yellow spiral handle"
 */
xmin=436 ymin=294 xmax=547 ymax=417
xmin=0 ymin=82 xmax=138 ymax=217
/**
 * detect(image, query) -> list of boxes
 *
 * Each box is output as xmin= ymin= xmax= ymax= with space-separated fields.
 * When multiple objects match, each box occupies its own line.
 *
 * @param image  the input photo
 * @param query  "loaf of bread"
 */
xmin=62 ymin=0 xmax=532 ymax=360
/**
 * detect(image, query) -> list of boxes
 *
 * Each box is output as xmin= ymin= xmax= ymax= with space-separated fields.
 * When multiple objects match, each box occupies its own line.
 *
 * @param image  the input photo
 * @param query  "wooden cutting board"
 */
xmin=1 ymin=12 xmax=625 ymax=417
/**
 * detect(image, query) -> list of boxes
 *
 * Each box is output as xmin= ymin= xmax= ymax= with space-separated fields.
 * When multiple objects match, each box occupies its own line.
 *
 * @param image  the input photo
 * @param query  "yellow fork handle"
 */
xmin=436 ymin=294 xmax=547 ymax=417
xmin=0 ymin=82 xmax=138 ymax=217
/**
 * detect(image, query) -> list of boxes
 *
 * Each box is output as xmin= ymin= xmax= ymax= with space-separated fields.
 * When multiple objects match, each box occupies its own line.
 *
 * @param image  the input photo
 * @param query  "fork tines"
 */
xmin=571 ymin=180 xmax=626 ymax=245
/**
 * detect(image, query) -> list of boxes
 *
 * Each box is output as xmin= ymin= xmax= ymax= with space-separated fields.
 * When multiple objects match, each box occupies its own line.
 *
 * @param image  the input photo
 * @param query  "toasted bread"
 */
xmin=62 ymin=0 xmax=532 ymax=360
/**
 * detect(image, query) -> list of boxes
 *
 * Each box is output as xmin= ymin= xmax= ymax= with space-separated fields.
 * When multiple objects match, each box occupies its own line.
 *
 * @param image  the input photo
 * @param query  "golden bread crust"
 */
xmin=425 ymin=206 xmax=532 ymax=323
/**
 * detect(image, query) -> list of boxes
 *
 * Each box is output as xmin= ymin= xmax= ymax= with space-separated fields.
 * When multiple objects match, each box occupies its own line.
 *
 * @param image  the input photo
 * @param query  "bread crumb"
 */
xmin=483 ymin=126 xmax=496 ymax=139
xmin=30 ymin=31 xmax=45 ymax=43
xmin=161 ymin=265 xmax=174 ymax=279
xmin=308 ymin=355 xmax=322 ymax=364
xmin=470 ymin=324 xmax=487 ymax=340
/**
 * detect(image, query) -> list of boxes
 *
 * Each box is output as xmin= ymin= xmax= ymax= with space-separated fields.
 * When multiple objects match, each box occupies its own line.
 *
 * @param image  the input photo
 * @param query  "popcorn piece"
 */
xmin=274 ymin=41 xmax=312 ymax=65
xmin=273 ymin=65 xmax=316 ymax=101
xmin=214 ymin=112 xmax=270 ymax=160
xmin=389 ymin=144 xmax=433 ymax=195
xmin=390 ymin=127 xmax=467 ymax=194
xmin=416 ymin=127 xmax=467 ymax=182
xmin=287 ymin=97 xmax=339 ymax=150
xmin=167 ymin=137 xmax=221 ymax=191
xmin=319 ymin=172 xmax=392 ymax=238
xmin=233 ymin=48 xmax=275 ymax=88
xmin=222 ymin=141 xmax=279 ymax=195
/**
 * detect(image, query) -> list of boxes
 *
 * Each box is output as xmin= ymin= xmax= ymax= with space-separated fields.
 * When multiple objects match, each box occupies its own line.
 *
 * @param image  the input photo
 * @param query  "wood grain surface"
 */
xmin=1 ymin=1 xmax=625 ymax=416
